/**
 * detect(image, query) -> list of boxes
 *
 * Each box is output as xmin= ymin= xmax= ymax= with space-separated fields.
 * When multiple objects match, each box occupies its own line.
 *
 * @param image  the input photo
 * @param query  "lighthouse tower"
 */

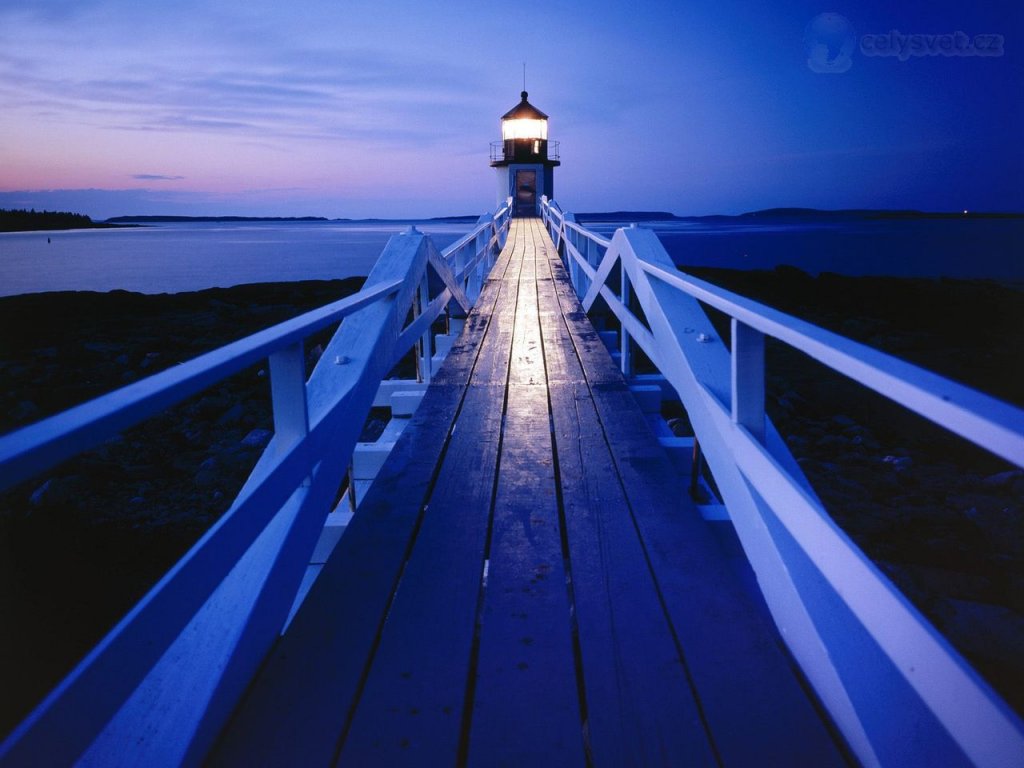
xmin=490 ymin=91 xmax=560 ymax=217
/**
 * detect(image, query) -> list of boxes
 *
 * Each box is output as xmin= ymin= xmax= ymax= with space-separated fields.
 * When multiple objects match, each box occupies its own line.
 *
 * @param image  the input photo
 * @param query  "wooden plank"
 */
xmin=465 ymin=385 xmax=584 ymax=766
xmin=581 ymin=385 xmax=846 ymax=765
xmin=547 ymin=378 xmax=716 ymax=765
xmin=534 ymin=221 xmax=717 ymax=766
xmin=208 ymin=382 xmax=465 ymax=766
xmin=465 ymin=232 xmax=585 ymax=765
xmin=545 ymin=226 xmax=847 ymax=765
xmin=335 ymin=229 xmax=524 ymax=763
xmin=464 ymin=223 xmax=522 ymax=385
xmin=335 ymin=384 xmax=506 ymax=765
xmin=209 ymin=225 xmax=524 ymax=767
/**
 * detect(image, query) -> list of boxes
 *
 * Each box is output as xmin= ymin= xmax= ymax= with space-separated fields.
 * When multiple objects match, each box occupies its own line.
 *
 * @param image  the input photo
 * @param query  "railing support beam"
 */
xmin=621 ymin=265 xmax=633 ymax=377
xmin=269 ymin=342 xmax=309 ymax=452
xmin=731 ymin=319 xmax=766 ymax=443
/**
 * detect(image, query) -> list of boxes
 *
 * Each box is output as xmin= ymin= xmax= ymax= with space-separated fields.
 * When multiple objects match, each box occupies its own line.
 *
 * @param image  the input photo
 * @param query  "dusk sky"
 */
xmin=1 ymin=0 xmax=1021 ymax=219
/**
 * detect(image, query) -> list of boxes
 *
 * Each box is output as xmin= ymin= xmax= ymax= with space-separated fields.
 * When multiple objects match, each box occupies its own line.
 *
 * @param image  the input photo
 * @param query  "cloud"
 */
xmin=131 ymin=174 xmax=185 ymax=181
xmin=0 ymin=10 xmax=490 ymax=152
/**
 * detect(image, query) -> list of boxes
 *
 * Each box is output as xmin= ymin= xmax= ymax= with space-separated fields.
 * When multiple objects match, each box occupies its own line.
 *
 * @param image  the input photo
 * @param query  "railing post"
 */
xmin=731 ymin=318 xmax=766 ymax=442
xmin=268 ymin=342 xmax=309 ymax=451
xmin=487 ymin=223 xmax=497 ymax=271
xmin=621 ymin=264 xmax=633 ymax=377
xmin=456 ymin=238 xmax=469 ymax=301
xmin=417 ymin=274 xmax=433 ymax=384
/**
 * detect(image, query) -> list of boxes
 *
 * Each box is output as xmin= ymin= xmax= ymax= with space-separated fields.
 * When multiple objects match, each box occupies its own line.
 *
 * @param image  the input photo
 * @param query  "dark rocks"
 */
xmin=194 ymin=468 xmax=219 ymax=488
xmin=217 ymin=403 xmax=245 ymax=425
xmin=982 ymin=470 xmax=1024 ymax=490
xmin=882 ymin=455 xmax=913 ymax=471
xmin=241 ymin=428 xmax=273 ymax=448
xmin=29 ymin=476 xmax=88 ymax=508
xmin=307 ymin=343 xmax=324 ymax=368
xmin=8 ymin=400 xmax=39 ymax=424
xmin=685 ymin=268 xmax=1024 ymax=715
xmin=831 ymin=414 xmax=856 ymax=428
xmin=0 ymin=279 xmax=366 ymax=736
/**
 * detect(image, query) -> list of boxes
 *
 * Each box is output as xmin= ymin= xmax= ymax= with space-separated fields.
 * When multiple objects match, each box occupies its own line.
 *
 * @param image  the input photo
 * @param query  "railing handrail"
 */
xmin=639 ymin=259 xmax=1024 ymax=469
xmin=0 ymin=200 xmax=512 ymax=766
xmin=0 ymin=280 xmax=401 ymax=492
xmin=0 ymin=206 xmax=510 ymax=494
xmin=540 ymin=196 xmax=1024 ymax=767
xmin=541 ymin=200 xmax=1023 ymax=469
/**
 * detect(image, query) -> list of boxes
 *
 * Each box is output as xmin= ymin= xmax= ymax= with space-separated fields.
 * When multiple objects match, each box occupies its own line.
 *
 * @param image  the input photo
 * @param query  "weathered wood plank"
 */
xmin=465 ymin=384 xmax=585 ymax=767
xmin=533 ymin=219 xmax=717 ymax=766
xmin=208 ymin=381 xmax=464 ymax=766
xmin=335 ymin=384 xmax=506 ymax=765
xmin=576 ymin=383 xmax=846 ymax=765
xmin=545 ymin=226 xmax=847 ymax=765
xmin=213 ymin=219 xmax=844 ymax=767
xmin=335 ymin=234 xmax=524 ymax=764
xmin=209 ymin=221 xmax=523 ymax=768
xmin=548 ymin=379 xmax=716 ymax=765
xmin=465 ymin=233 xmax=585 ymax=765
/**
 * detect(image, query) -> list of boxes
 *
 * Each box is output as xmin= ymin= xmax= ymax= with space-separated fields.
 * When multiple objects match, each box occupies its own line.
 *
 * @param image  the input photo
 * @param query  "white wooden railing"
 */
xmin=0 ymin=203 xmax=511 ymax=767
xmin=542 ymin=197 xmax=1024 ymax=768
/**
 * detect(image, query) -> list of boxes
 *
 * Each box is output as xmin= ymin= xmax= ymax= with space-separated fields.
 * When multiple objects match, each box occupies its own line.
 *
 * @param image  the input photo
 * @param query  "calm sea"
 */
xmin=0 ymin=220 xmax=474 ymax=298
xmin=585 ymin=216 xmax=1024 ymax=282
xmin=1 ymin=216 xmax=1021 ymax=298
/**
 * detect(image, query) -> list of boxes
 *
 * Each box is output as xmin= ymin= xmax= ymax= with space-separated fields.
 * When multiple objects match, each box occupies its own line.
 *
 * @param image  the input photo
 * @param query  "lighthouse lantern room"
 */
xmin=490 ymin=91 xmax=560 ymax=217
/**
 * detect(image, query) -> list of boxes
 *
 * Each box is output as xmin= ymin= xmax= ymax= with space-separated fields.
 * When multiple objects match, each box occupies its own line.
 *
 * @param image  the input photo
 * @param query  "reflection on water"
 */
xmin=584 ymin=217 xmax=1024 ymax=281
xmin=1 ymin=216 xmax=1021 ymax=298
xmin=0 ymin=221 xmax=473 ymax=297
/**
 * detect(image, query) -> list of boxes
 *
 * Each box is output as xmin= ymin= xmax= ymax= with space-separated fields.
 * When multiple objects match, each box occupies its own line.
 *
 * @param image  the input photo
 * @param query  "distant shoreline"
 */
xmin=7 ymin=208 xmax=1022 ymax=232
xmin=2 ymin=211 xmax=483 ymax=232
xmin=0 ymin=208 xmax=136 ymax=233
xmin=103 ymin=214 xmax=481 ymax=224
xmin=574 ymin=207 xmax=1024 ymax=223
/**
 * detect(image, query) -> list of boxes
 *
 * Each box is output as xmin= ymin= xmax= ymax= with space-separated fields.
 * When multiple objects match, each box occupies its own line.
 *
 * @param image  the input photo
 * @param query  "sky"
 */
xmin=0 ymin=0 xmax=1021 ymax=219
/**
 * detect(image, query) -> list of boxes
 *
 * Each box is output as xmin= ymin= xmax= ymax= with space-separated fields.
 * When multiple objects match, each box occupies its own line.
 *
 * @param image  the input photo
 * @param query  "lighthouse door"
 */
xmin=514 ymin=169 xmax=537 ymax=217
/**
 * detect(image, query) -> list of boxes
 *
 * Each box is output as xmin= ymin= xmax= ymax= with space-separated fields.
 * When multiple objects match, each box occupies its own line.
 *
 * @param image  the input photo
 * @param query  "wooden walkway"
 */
xmin=210 ymin=219 xmax=848 ymax=766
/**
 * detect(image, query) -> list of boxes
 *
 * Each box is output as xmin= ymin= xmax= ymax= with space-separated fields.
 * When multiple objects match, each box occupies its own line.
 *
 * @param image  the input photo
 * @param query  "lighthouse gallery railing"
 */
xmin=0 ymin=204 xmax=512 ymax=766
xmin=541 ymin=196 xmax=1024 ymax=768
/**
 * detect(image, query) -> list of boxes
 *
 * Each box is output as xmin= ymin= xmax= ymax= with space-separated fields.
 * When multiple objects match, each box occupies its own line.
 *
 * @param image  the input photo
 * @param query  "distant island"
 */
xmin=1 ymin=211 xmax=484 ymax=231
xmin=7 ymin=207 xmax=1021 ymax=234
xmin=575 ymin=207 xmax=1024 ymax=223
xmin=104 ymin=215 xmax=332 ymax=223
xmin=0 ymin=208 xmax=131 ymax=233
xmin=105 ymin=214 xmax=481 ymax=224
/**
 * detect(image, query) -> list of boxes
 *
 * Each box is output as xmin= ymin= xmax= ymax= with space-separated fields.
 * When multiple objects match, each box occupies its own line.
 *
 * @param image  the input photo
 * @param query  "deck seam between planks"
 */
xmin=532 ymin=219 xmax=717 ymax=764
xmin=212 ymin=219 xmax=844 ymax=766
xmin=334 ymin=218 xmax=539 ymax=764
xmin=536 ymin=221 xmax=725 ymax=763
xmin=539 ymin=224 xmax=845 ymax=764
xmin=208 ymin=217 xmax=529 ymax=768
xmin=330 ymin=228 xmax=526 ymax=764
xmin=532 ymin=219 xmax=596 ymax=766
xmin=460 ymin=218 xmax=588 ymax=766
xmin=454 ymin=221 xmax=526 ymax=767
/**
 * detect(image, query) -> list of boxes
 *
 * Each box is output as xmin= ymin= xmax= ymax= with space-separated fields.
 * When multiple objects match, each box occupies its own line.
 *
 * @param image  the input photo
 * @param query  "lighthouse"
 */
xmin=490 ymin=91 xmax=560 ymax=217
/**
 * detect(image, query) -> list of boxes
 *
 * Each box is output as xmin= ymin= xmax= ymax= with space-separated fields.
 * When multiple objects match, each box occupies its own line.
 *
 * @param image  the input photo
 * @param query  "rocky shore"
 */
xmin=686 ymin=266 xmax=1024 ymax=714
xmin=1 ymin=269 xmax=1022 ymax=735
xmin=0 ymin=279 xmax=363 ymax=734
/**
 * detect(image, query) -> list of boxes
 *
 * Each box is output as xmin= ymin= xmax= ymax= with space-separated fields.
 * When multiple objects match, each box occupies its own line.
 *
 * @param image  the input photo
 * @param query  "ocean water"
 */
xmin=583 ymin=216 xmax=1024 ymax=282
xmin=1 ymin=216 xmax=1021 ymax=298
xmin=0 ymin=220 xmax=474 ymax=297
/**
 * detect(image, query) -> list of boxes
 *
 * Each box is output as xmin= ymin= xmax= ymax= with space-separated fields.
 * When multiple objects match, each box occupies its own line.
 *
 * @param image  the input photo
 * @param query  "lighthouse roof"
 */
xmin=502 ymin=91 xmax=549 ymax=121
